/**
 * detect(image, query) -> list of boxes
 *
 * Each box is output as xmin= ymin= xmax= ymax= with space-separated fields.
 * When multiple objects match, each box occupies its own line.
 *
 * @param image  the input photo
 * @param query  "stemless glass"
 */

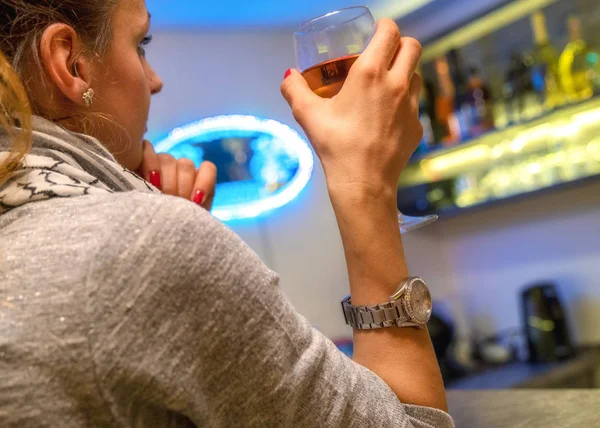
xmin=293 ymin=6 xmax=438 ymax=233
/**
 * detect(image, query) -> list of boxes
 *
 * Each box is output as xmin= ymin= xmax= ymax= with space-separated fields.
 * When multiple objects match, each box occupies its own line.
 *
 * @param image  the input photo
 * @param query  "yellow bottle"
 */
xmin=531 ymin=11 xmax=566 ymax=109
xmin=558 ymin=16 xmax=594 ymax=102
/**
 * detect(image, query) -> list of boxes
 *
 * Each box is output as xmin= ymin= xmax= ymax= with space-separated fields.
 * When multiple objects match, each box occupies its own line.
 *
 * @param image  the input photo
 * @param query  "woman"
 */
xmin=0 ymin=0 xmax=453 ymax=427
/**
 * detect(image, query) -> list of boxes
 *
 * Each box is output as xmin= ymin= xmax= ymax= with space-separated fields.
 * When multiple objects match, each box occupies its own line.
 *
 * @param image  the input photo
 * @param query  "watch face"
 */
xmin=406 ymin=280 xmax=432 ymax=324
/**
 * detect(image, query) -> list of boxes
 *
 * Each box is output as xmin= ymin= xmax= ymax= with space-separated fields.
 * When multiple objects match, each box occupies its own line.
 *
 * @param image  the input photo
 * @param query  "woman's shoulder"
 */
xmin=1 ymin=188 xmax=276 ymax=303
xmin=3 ymin=191 xmax=219 ymax=234
xmin=1 ymin=191 xmax=259 ymax=271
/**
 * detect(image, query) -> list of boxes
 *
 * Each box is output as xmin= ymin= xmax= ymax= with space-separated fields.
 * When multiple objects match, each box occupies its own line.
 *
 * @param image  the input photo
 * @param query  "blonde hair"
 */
xmin=0 ymin=50 xmax=31 ymax=186
xmin=0 ymin=0 xmax=119 ymax=185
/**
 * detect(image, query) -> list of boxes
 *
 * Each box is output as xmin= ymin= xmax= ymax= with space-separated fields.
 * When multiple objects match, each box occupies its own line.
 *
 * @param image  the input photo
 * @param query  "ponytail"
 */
xmin=0 ymin=49 xmax=32 ymax=186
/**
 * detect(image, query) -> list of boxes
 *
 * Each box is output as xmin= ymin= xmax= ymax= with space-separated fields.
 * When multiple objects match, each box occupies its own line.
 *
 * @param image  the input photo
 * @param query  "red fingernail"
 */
xmin=149 ymin=170 xmax=162 ymax=190
xmin=284 ymin=69 xmax=292 ymax=79
xmin=193 ymin=190 xmax=205 ymax=205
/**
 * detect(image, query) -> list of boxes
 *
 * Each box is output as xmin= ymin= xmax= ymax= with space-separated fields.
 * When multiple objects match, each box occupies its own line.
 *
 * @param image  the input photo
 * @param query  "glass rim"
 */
xmin=294 ymin=5 xmax=372 ymax=34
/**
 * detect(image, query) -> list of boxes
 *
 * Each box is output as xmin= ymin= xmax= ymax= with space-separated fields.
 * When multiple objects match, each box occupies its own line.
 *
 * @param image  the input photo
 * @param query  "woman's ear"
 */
xmin=39 ymin=23 xmax=92 ymax=107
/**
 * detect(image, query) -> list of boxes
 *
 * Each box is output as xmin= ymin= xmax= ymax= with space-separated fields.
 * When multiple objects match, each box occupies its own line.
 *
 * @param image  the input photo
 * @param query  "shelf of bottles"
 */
xmin=399 ymin=1 xmax=600 ymax=217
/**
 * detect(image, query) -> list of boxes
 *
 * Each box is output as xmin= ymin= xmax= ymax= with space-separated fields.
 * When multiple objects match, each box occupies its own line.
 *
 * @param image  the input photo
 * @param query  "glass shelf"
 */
xmin=398 ymin=97 xmax=600 ymax=215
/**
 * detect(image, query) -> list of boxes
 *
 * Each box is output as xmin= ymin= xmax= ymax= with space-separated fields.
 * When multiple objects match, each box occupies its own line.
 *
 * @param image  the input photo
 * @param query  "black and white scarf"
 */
xmin=0 ymin=116 xmax=160 ymax=215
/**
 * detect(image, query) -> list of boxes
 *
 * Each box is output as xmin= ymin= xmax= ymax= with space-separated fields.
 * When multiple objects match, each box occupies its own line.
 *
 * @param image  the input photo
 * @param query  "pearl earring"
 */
xmin=83 ymin=88 xmax=95 ymax=107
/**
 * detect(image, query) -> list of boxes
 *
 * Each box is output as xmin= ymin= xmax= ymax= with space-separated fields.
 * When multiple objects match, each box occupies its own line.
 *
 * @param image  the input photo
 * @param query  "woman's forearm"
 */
xmin=329 ymin=183 xmax=448 ymax=412
xmin=281 ymin=17 xmax=446 ymax=412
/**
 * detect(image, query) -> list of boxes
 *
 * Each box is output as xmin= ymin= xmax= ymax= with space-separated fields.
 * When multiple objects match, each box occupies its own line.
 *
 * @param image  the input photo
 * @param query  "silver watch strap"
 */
xmin=341 ymin=297 xmax=421 ymax=330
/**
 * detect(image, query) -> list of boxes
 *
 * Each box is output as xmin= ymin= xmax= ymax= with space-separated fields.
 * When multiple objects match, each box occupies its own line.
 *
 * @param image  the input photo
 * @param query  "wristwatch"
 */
xmin=341 ymin=277 xmax=432 ymax=330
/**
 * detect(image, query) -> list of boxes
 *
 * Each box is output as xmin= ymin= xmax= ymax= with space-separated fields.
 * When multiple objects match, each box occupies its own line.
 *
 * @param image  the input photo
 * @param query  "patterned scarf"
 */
xmin=0 ymin=116 xmax=160 ymax=215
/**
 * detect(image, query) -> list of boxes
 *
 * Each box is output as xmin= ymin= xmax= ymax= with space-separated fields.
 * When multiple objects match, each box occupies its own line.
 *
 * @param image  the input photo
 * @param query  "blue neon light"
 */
xmin=155 ymin=115 xmax=314 ymax=222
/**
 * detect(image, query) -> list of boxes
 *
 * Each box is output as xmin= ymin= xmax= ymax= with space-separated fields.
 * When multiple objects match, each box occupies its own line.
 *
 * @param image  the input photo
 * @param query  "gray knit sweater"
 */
xmin=0 ymin=120 xmax=453 ymax=427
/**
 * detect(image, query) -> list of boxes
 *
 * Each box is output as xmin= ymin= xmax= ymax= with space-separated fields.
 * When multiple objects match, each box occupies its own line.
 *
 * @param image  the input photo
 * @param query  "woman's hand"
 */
xmin=281 ymin=20 xmax=449 ymax=412
xmin=136 ymin=140 xmax=217 ymax=211
xmin=281 ymin=19 xmax=422 ymax=203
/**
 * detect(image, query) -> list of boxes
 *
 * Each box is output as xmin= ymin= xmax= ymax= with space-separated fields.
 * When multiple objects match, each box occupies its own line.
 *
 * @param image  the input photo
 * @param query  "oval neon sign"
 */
xmin=155 ymin=115 xmax=314 ymax=221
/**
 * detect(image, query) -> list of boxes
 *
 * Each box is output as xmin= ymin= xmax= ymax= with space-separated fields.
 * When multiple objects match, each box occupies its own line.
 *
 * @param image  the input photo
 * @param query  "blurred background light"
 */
xmin=145 ymin=0 xmax=436 ymax=29
xmin=155 ymin=115 xmax=314 ymax=222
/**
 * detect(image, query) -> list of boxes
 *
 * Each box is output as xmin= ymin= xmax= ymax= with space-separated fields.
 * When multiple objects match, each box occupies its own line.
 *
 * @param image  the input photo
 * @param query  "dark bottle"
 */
xmin=466 ymin=67 xmax=495 ymax=135
xmin=446 ymin=49 xmax=473 ymax=140
xmin=504 ymin=52 xmax=538 ymax=123
xmin=434 ymin=56 xmax=460 ymax=146
xmin=416 ymin=70 xmax=436 ymax=155
xmin=424 ymin=79 xmax=446 ymax=146
xmin=447 ymin=49 xmax=469 ymax=105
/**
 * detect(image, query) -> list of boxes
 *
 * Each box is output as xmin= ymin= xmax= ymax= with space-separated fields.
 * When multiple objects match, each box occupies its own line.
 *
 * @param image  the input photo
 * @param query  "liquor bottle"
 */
xmin=466 ymin=66 xmax=495 ymax=135
xmin=530 ymin=11 xmax=566 ymax=110
xmin=417 ymin=88 xmax=436 ymax=155
xmin=447 ymin=49 xmax=469 ymax=106
xmin=504 ymin=53 xmax=528 ymax=123
xmin=558 ymin=16 xmax=594 ymax=102
xmin=416 ymin=66 xmax=436 ymax=155
xmin=434 ymin=57 xmax=460 ymax=146
xmin=446 ymin=49 xmax=474 ymax=139
xmin=425 ymin=78 xmax=447 ymax=145
xmin=592 ymin=53 xmax=600 ymax=91
xmin=504 ymin=51 xmax=544 ymax=123
xmin=590 ymin=50 xmax=600 ymax=91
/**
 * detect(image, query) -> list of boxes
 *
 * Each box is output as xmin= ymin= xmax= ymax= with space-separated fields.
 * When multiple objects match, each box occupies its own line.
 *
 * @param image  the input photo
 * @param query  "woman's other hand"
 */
xmin=281 ymin=20 xmax=449 ymax=413
xmin=136 ymin=140 xmax=216 ymax=211
xmin=281 ymin=18 xmax=423 ymax=202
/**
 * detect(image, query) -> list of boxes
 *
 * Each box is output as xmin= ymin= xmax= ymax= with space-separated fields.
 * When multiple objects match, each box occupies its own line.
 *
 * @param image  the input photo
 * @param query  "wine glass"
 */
xmin=293 ymin=6 xmax=438 ymax=233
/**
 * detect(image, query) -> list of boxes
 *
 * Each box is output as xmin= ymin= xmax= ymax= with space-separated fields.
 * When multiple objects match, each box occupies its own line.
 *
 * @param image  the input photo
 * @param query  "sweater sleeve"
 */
xmin=87 ymin=193 xmax=454 ymax=428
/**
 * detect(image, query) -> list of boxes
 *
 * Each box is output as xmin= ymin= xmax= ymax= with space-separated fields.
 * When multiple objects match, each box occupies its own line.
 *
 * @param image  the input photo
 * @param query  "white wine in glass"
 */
xmin=293 ymin=6 xmax=438 ymax=233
